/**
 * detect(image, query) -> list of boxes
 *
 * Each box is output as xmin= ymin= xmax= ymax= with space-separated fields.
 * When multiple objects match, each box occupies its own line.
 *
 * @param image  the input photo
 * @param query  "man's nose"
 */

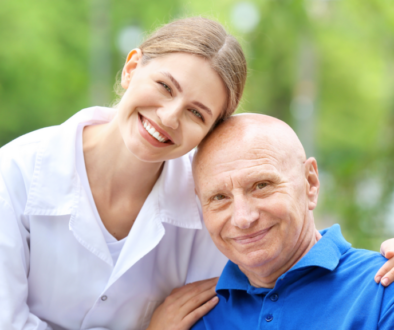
xmin=156 ymin=102 xmax=182 ymax=130
xmin=231 ymin=195 xmax=260 ymax=229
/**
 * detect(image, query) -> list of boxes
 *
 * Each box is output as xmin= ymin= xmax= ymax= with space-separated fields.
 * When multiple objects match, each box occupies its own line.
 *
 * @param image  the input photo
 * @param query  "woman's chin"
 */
xmin=125 ymin=140 xmax=173 ymax=163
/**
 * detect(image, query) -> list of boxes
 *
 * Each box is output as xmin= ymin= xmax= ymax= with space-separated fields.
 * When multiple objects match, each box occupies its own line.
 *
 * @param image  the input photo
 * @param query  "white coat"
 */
xmin=0 ymin=107 xmax=227 ymax=330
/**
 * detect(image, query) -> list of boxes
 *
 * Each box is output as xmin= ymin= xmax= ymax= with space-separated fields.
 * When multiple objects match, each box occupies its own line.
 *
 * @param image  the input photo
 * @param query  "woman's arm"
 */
xmin=147 ymin=216 xmax=226 ymax=330
xmin=147 ymin=278 xmax=219 ymax=330
xmin=375 ymin=239 xmax=394 ymax=286
xmin=0 ymin=195 xmax=52 ymax=330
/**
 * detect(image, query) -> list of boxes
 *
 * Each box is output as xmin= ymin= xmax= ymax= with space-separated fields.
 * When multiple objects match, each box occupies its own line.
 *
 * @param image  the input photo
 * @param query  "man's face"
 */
xmin=195 ymin=132 xmax=314 ymax=277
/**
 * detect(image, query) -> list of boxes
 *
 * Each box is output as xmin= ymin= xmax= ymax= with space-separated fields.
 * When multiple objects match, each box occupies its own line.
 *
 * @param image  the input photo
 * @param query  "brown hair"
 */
xmin=115 ymin=17 xmax=247 ymax=121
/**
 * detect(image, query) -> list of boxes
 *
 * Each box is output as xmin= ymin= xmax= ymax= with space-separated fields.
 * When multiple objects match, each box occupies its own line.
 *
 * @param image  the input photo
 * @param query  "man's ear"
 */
xmin=305 ymin=157 xmax=319 ymax=210
xmin=121 ymin=48 xmax=143 ymax=89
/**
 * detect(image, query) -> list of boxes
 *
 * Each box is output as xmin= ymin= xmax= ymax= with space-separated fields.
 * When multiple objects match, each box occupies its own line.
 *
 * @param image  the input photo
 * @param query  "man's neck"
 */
xmin=240 ymin=221 xmax=321 ymax=289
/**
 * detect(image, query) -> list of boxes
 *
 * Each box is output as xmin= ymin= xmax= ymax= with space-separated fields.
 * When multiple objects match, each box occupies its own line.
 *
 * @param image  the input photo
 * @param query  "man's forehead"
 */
xmin=194 ymin=114 xmax=306 ymax=181
xmin=196 ymin=137 xmax=293 ymax=179
xmin=204 ymin=151 xmax=281 ymax=175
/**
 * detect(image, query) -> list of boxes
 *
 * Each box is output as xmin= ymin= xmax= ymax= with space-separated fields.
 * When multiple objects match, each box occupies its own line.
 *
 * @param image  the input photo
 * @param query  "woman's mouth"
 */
xmin=137 ymin=114 xmax=174 ymax=148
xmin=142 ymin=117 xmax=169 ymax=143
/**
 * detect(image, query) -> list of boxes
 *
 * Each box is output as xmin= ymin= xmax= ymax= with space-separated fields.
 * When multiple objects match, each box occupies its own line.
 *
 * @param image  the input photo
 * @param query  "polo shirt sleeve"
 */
xmin=0 ymin=174 xmax=51 ymax=329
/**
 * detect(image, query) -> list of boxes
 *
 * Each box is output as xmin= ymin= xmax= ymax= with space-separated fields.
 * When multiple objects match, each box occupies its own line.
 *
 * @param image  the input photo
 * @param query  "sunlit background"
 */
xmin=1 ymin=0 xmax=394 ymax=250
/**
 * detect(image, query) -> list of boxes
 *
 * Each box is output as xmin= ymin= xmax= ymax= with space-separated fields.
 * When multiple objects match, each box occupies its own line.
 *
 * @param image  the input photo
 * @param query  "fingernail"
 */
xmin=211 ymin=296 xmax=219 ymax=303
xmin=375 ymin=276 xmax=382 ymax=283
xmin=382 ymin=278 xmax=389 ymax=286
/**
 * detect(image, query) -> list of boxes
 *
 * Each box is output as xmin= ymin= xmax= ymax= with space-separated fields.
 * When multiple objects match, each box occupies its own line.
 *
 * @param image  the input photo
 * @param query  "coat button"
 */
xmin=265 ymin=314 xmax=273 ymax=322
xmin=101 ymin=295 xmax=108 ymax=301
xmin=270 ymin=294 xmax=279 ymax=302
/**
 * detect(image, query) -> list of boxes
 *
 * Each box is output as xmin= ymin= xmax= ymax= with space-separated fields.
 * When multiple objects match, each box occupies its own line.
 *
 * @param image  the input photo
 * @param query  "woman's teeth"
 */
xmin=142 ymin=118 xmax=168 ymax=143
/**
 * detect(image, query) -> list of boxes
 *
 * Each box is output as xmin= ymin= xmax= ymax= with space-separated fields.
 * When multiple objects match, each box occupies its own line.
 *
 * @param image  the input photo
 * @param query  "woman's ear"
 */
xmin=305 ymin=157 xmax=319 ymax=210
xmin=121 ymin=48 xmax=143 ymax=89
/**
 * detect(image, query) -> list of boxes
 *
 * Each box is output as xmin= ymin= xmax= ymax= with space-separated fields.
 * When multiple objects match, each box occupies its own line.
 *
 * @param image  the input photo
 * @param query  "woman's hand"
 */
xmin=375 ymin=238 xmax=394 ymax=286
xmin=147 ymin=277 xmax=219 ymax=330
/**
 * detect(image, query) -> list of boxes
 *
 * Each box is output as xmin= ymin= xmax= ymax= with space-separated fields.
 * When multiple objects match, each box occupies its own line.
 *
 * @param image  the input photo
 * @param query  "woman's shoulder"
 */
xmin=0 ymin=126 xmax=58 ymax=171
xmin=0 ymin=126 xmax=61 ymax=216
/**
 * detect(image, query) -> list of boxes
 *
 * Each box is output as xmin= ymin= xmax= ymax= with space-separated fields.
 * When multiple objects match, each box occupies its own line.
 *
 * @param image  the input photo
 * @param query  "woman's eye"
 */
xmin=190 ymin=109 xmax=203 ymax=120
xmin=159 ymin=82 xmax=172 ymax=94
xmin=256 ymin=182 xmax=268 ymax=190
xmin=213 ymin=194 xmax=226 ymax=201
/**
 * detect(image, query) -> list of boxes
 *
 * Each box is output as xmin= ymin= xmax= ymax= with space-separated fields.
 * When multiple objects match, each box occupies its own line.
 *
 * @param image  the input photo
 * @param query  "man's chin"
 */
xmin=234 ymin=250 xmax=278 ymax=272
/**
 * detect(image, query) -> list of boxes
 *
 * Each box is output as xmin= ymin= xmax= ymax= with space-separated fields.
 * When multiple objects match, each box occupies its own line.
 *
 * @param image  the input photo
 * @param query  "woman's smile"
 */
xmin=117 ymin=52 xmax=227 ymax=162
xmin=138 ymin=113 xmax=175 ymax=148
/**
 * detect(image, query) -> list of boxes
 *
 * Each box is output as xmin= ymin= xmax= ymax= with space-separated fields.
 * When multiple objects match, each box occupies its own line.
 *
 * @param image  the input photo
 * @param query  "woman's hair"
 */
xmin=115 ymin=17 xmax=247 ymax=121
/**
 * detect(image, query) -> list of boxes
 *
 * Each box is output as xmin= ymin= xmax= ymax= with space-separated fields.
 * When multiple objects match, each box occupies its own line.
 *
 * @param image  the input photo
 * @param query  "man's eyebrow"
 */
xmin=160 ymin=71 xmax=182 ymax=93
xmin=191 ymin=101 xmax=213 ymax=117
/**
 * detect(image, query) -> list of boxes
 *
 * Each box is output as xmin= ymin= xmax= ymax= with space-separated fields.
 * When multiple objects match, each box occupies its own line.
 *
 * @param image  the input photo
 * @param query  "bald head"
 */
xmin=194 ymin=114 xmax=306 ymax=185
xmin=193 ymin=113 xmax=320 ymax=288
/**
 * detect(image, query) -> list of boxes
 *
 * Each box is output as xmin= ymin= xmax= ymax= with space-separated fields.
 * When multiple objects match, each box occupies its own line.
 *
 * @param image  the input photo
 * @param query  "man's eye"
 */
xmin=256 ymin=182 xmax=268 ymax=190
xmin=190 ymin=109 xmax=203 ymax=120
xmin=159 ymin=82 xmax=172 ymax=94
xmin=213 ymin=194 xmax=226 ymax=201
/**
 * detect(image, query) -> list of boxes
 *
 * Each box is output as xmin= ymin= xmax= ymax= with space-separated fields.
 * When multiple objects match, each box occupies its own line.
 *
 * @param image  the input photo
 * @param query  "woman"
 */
xmin=0 ymin=17 xmax=392 ymax=330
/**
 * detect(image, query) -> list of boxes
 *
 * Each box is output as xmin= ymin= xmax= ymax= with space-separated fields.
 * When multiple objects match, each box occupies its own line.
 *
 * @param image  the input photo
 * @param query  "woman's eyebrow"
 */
xmin=160 ymin=71 xmax=182 ymax=92
xmin=191 ymin=101 xmax=213 ymax=117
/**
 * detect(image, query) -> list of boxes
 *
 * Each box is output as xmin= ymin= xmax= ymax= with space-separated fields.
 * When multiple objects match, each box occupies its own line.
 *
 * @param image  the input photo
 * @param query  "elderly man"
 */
xmin=191 ymin=114 xmax=394 ymax=329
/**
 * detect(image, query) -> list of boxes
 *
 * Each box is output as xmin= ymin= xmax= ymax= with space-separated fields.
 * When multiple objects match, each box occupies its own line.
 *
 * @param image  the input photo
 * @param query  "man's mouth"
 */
xmin=232 ymin=226 xmax=274 ymax=245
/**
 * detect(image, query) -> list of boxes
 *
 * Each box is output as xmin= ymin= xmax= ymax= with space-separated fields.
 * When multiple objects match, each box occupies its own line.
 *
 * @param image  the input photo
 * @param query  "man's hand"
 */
xmin=375 ymin=238 xmax=394 ymax=286
xmin=147 ymin=277 xmax=219 ymax=330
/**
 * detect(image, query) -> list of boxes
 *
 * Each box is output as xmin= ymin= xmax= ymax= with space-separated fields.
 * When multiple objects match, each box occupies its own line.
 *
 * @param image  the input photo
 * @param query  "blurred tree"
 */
xmin=0 ymin=0 xmax=180 ymax=146
xmin=187 ymin=0 xmax=394 ymax=249
xmin=1 ymin=0 xmax=394 ymax=250
xmin=0 ymin=0 xmax=90 ymax=145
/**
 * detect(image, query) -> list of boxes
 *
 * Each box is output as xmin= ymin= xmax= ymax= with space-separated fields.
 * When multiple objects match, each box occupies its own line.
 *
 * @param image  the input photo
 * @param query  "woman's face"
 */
xmin=116 ymin=50 xmax=227 ymax=163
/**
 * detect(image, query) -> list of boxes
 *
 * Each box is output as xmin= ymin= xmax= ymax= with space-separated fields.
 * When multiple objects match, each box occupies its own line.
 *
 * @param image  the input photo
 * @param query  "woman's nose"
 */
xmin=156 ymin=103 xmax=182 ymax=130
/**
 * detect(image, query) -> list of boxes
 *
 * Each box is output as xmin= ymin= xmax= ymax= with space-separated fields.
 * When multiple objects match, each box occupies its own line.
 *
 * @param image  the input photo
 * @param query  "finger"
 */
xmin=179 ymin=282 xmax=217 ymax=312
xmin=375 ymin=257 xmax=394 ymax=285
xmin=182 ymin=296 xmax=219 ymax=329
xmin=176 ymin=280 xmax=217 ymax=310
xmin=385 ymin=251 xmax=394 ymax=259
xmin=380 ymin=238 xmax=394 ymax=258
xmin=381 ymin=268 xmax=394 ymax=287
xmin=167 ymin=278 xmax=219 ymax=304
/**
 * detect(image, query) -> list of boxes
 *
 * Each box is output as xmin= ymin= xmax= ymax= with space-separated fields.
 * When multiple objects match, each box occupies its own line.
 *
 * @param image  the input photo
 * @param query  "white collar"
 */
xmin=24 ymin=107 xmax=202 ymax=230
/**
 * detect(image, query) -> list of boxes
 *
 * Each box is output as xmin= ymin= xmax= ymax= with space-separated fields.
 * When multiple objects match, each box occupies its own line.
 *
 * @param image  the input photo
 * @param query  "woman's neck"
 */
xmin=82 ymin=116 xmax=163 ymax=239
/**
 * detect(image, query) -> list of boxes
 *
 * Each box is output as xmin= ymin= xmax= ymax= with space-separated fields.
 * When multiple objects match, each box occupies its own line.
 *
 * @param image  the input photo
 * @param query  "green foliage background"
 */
xmin=1 ymin=0 xmax=393 ymax=250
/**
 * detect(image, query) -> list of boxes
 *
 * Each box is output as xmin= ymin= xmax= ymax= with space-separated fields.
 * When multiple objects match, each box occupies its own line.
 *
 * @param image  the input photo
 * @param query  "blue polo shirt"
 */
xmin=192 ymin=225 xmax=394 ymax=330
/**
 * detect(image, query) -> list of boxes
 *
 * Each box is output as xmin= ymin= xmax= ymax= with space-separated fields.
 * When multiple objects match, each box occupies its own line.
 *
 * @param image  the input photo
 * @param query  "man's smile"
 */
xmin=231 ymin=226 xmax=274 ymax=245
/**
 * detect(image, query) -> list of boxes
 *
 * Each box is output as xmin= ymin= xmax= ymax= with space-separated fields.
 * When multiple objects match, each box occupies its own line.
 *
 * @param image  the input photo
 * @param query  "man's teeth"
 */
xmin=142 ymin=119 xmax=168 ymax=143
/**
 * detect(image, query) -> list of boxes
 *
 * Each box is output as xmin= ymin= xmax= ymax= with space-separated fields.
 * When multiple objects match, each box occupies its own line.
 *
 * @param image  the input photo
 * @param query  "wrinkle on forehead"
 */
xmin=193 ymin=114 xmax=306 ymax=184
xmin=210 ymin=157 xmax=279 ymax=176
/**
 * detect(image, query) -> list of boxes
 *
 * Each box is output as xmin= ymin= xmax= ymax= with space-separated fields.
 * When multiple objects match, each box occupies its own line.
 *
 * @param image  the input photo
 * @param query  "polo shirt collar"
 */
xmin=23 ymin=107 xmax=202 ymax=229
xmin=289 ymin=224 xmax=351 ymax=273
xmin=216 ymin=224 xmax=351 ymax=300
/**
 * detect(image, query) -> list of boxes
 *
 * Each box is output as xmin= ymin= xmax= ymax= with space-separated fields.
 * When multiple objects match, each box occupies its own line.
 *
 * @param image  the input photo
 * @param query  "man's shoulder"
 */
xmin=333 ymin=247 xmax=394 ymax=301
xmin=340 ymin=247 xmax=387 ymax=273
